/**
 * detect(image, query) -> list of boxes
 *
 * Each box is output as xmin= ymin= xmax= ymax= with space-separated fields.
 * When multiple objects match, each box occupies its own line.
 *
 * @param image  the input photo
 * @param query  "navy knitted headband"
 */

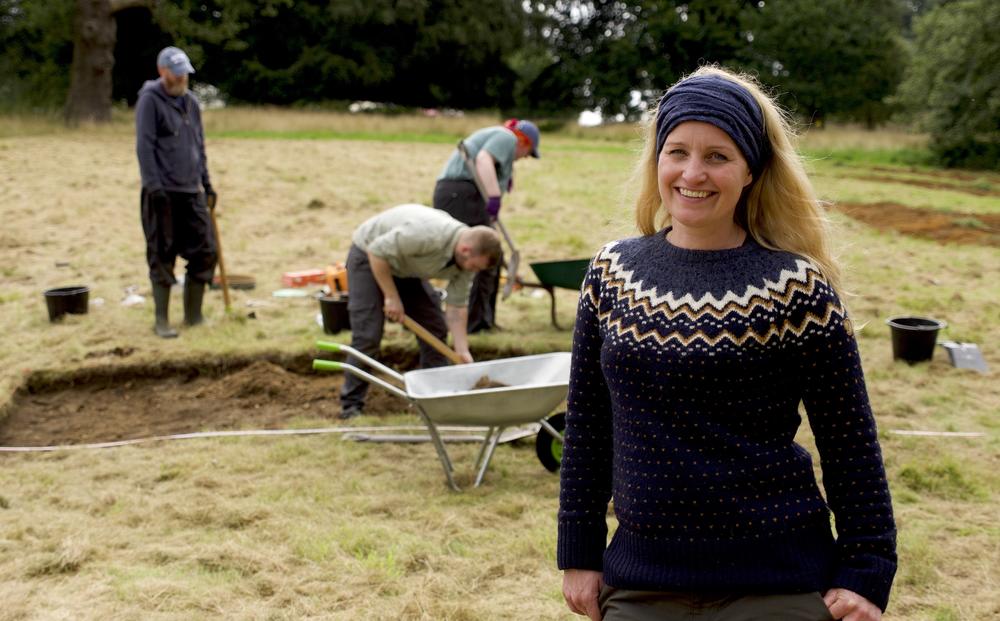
xmin=655 ymin=74 xmax=770 ymax=177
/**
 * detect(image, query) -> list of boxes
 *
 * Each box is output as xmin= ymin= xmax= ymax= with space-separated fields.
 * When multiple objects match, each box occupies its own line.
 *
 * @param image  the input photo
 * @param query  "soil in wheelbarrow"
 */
xmin=0 ymin=352 xmax=431 ymax=447
xmin=473 ymin=375 xmax=509 ymax=389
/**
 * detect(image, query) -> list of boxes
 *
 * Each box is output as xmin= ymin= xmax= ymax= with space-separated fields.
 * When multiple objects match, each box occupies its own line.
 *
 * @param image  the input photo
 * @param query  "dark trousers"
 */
xmin=599 ymin=586 xmax=835 ymax=621
xmin=339 ymin=245 xmax=450 ymax=411
xmin=432 ymin=179 xmax=501 ymax=333
xmin=141 ymin=189 xmax=217 ymax=286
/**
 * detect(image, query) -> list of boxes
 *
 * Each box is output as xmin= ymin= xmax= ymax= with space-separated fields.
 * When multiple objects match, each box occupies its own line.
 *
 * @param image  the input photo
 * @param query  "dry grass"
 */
xmin=798 ymin=123 xmax=929 ymax=152
xmin=0 ymin=109 xmax=997 ymax=619
xmin=203 ymin=107 xmax=501 ymax=138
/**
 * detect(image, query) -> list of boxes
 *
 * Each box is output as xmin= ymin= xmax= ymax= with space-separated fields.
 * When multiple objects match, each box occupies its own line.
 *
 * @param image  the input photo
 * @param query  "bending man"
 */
xmin=338 ymin=204 xmax=502 ymax=419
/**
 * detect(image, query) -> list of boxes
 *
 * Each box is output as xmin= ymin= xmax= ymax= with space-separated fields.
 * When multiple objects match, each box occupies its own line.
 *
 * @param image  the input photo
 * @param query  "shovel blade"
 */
xmin=502 ymin=251 xmax=521 ymax=299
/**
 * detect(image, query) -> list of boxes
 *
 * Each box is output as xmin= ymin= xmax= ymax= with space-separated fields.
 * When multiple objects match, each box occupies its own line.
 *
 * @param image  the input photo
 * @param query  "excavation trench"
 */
xmin=833 ymin=201 xmax=1000 ymax=247
xmin=0 ymin=346 xmax=526 ymax=447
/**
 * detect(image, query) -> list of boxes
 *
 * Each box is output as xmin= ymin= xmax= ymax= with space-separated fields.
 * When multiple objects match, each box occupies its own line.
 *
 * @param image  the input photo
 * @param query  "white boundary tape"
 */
xmin=889 ymin=430 xmax=985 ymax=438
xmin=0 ymin=425 xmax=507 ymax=453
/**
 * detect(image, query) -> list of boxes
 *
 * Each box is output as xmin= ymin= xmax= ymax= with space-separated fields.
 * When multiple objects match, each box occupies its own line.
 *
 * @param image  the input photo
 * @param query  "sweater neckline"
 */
xmin=656 ymin=227 xmax=758 ymax=264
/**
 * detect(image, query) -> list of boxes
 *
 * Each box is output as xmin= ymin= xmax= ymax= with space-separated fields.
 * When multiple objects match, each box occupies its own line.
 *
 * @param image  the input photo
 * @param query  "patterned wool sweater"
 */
xmin=557 ymin=231 xmax=897 ymax=611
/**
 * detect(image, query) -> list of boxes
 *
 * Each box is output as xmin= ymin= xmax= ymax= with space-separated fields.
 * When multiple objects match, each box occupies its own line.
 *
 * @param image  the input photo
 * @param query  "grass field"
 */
xmin=0 ymin=110 xmax=998 ymax=620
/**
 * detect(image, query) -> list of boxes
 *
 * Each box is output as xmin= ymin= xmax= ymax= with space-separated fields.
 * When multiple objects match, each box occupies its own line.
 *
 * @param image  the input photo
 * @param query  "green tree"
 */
xmin=202 ymin=0 xmax=527 ymax=108
xmin=0 ymin=0 xmax=75 ymax=110
xmin=522 ymin=1 xmax=758 ymax=119
xmin=896 ymin=0 xmax=1000 ymax=168
xmin=749 ymin=0 xmax=908 ymax=127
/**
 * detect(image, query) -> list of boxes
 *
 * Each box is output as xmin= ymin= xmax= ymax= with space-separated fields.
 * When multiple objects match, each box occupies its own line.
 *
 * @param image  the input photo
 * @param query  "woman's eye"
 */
xmin=707 ymin=152 xmax=730 ymax=162
xmin=667 ymin=149 xmax=687 ymax=157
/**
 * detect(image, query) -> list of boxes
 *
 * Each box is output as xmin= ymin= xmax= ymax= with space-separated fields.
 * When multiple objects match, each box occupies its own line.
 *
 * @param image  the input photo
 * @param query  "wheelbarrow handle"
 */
xmin=312 ymin=359 xmax=343 ymax=372
xmin=315 ymin=340 xmax=405 ymax=382
xmin=312 ymin=359 xmax=410 ymax=400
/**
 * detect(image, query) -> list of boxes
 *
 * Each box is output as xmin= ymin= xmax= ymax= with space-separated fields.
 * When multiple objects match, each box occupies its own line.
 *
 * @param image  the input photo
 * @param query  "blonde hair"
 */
xmin=633 ymin=65 xmax=843 ymax=297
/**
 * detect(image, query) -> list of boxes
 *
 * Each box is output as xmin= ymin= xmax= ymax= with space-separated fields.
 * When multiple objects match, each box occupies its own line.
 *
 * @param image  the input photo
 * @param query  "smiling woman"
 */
xmin=658 ymin=121 xmax=753 ymax=247
xmin=558 ymin=66 xmax=897 ymax=621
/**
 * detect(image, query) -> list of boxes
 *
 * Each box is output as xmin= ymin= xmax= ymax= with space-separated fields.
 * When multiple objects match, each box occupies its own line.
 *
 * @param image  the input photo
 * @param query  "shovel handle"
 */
xmin=208 ymin=205 xmax=231 ymax=311
xmin=401 ymin=315 xmax=465 ymax=365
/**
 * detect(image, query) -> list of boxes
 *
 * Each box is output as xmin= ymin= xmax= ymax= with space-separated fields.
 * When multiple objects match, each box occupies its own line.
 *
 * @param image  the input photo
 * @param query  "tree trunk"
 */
xmin=64 ymin=0 xmax=151 ymax=125
xmin=64 ymin=0 xmax=116 ymax=125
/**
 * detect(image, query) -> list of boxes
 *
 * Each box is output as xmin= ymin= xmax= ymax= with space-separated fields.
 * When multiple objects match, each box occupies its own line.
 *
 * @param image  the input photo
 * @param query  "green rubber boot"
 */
xmin=152 ymin=283 xmax=178 ymax=338
xmin=183 ymin=279 xmax=206 ymax=326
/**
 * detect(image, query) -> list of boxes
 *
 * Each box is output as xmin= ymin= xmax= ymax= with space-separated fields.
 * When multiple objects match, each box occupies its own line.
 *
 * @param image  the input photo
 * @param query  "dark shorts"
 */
xmin=432 ymin=178 xmax=501 ymax=332
xmin=599 ymin=586 xmax=835 ymax=621
xmin=140 ymin=188 xmax=217 ymax=286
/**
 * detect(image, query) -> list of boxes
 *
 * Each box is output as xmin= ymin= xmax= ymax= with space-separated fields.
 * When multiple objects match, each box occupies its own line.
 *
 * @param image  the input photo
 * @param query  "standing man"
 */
xmin=339 ymin=204 xmax=503 ymax=419
xmin=136 ymin=46 xmax=217 ymax=338
xmin=433 ymin=119 xmax=540 ymax=333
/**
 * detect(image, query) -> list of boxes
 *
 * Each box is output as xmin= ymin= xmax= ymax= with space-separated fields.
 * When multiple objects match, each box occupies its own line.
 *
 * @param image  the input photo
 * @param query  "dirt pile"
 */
xmin=195 ymin=360 xmax=304 ymax=400
xmin=473 ymin=375 xmax=509 ymax=389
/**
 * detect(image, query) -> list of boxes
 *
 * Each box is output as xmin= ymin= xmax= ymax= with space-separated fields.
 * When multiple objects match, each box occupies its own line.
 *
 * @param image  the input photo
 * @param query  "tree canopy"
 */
xmin=895 ymin=0 xmax=1000 ymax=168
xmin=2 ymin=0 xmax=997 ymax=167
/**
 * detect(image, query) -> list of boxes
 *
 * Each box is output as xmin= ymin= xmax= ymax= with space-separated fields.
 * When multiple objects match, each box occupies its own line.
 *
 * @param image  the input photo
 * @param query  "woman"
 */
xmin=558 ymin=66 xmax=896 ymax=621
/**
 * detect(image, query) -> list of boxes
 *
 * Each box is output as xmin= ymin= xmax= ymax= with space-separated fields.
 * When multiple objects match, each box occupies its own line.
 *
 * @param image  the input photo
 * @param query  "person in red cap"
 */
xmin=432 ymin=119 xmax=540 ymax=333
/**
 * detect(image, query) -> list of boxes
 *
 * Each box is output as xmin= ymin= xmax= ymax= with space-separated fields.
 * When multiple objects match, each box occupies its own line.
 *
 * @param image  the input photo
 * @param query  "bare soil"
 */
xmin=834 ymin=201 xmax=1000 ymax=247
xmin=869 ymin=165 xmax=994 ymax=183
xmin=0 ymin=358 xmax=409 ymax=447
xmin=473 ymin=375 xmax=509 ymax=389
xmin=848 ymin=174 xmax=999 ymax=197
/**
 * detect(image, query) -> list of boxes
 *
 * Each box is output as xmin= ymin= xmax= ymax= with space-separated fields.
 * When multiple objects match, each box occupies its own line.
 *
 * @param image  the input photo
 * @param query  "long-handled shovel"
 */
xmin=401 ymin=314 xmax=464 ymax=365
xmin=207 ymin=194 xmax=231 ymax=312
xmin=455 ymin=140 xmax=521 ymax=300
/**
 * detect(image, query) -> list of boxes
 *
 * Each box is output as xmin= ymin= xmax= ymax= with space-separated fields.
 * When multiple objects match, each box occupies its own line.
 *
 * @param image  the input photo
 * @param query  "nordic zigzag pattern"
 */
xmin=584 ymin=241 xmax=845 ymax=349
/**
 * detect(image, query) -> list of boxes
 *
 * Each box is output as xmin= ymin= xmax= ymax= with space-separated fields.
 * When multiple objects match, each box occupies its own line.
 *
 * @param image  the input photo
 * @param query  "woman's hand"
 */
xmin=823 ymin=588 xmax=881 ymax=621
xmin=563 ymin=569 xmax=603 ymax=621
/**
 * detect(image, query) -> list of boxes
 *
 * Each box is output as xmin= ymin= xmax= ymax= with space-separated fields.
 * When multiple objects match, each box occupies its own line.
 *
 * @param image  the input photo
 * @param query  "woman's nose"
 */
xmin=681 ymin=158 xmax=708 ymax=183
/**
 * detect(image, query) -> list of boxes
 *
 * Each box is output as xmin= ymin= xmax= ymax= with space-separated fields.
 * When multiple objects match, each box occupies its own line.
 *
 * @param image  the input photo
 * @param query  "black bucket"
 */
xmin=886 ymin=316 xmax=946 ymax=364
xmin=44 ymin=285 xmax=90 ymax=322
xmin=319 ymin=294 xmax=350 ymax=334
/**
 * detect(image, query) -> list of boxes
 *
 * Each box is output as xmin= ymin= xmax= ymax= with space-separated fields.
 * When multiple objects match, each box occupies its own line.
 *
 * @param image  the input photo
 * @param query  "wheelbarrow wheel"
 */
xmin=535 ymin=412 xmax=565 ymax=472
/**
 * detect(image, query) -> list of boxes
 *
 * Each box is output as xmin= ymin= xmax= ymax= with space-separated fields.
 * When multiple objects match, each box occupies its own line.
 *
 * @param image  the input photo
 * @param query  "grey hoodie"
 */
xmin=135 ymin=79 xmax=210 ymax=193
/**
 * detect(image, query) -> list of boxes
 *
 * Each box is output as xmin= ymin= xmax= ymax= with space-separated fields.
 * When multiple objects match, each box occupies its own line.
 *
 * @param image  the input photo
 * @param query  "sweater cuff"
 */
xmin=557 ymin=522 xmax=606 ymax=572
xmin=831 ymin=559 xmax=897 ymax=612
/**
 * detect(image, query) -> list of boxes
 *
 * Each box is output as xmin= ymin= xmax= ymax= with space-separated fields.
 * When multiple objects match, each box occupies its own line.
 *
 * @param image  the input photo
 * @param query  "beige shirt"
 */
xmin=352 ymin=204 xmax=472 ymax=306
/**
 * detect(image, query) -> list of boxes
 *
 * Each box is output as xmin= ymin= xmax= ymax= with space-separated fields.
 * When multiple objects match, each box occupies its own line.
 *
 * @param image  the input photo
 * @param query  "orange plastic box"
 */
xmin=282 ymin=269 xmax=327 ymax=288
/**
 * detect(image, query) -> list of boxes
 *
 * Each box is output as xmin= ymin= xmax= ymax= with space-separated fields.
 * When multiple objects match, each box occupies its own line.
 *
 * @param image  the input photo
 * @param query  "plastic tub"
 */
xmin=886 ymin=316 xmax=946 ymax=363
xmin=319 ymin=294 xmax=350 ymax=334
xmin=44 ymin=286 xmax=90 ymax=322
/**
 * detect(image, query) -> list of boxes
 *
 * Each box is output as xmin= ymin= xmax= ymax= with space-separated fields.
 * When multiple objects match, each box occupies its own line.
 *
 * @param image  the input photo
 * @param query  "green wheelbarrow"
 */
xmin=515 ymin=258 xmax=591 ymax=330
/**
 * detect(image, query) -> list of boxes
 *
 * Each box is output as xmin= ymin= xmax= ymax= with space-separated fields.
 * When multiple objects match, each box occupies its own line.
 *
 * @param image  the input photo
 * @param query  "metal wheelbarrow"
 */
xmin=513 ymin=258 xmax=591 ymax=330
xmin=313 ymin=341 xmax=569 ymax=491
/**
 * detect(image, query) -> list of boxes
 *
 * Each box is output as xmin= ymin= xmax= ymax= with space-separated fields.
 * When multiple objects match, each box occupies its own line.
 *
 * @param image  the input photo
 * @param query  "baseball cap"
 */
xmin=515 ymin=120 xmax=541 ymax=158
xmin=157 ymin=46 xmax=195 ymax=75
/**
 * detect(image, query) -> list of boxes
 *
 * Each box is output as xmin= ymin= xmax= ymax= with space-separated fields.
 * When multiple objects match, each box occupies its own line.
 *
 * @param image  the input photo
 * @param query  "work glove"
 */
xmin=486 ymin=195 xmax=502 ymax=219
xmin=204 ymin=185 xmax=218 ymax=210
xmin=147 ymin=188 xmax=169 ymax=210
